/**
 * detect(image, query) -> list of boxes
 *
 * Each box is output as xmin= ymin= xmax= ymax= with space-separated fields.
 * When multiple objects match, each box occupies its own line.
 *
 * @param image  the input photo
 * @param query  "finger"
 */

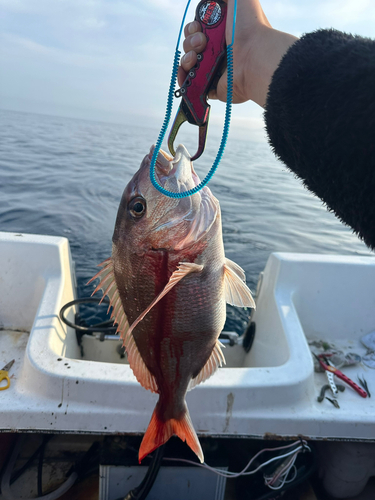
xmin=177 ymin=66 xmax=187 ymax=87
xmin=181 ymin=50 xmax=198 ymax=73
xmin=184 ymin=20 xmax=201 ymax=38
xmin=183 ymin=31 xmax=206 ymax=55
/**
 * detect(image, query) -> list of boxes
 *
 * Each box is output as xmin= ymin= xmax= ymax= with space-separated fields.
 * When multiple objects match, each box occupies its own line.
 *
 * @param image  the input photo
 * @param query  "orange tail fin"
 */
xmin=139 ymin=406 xmax=204 ymax=464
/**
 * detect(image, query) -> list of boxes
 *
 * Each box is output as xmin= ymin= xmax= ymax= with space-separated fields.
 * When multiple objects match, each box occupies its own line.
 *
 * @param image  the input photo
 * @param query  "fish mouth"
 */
xmin=144 ymin=144 xmax=218 ymax=250
xmin=152 ymin=145 xmax=199 ymax=191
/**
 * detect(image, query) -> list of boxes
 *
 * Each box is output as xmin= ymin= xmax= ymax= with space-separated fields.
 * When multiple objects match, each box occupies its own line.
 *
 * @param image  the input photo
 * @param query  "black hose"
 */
xmin=10 ymin=444 xmax=43 ymax=485
xmin=59 ymin=297 xmax=117 ymax=334
xmin=37 ymin=436 xmax=49 ymax=496
xmin=7 ymin=436 xmax=99 ymax=493
xmin=117 ymin=445 xmax=166 ymax=500
xmin=1 ymin=436 xmax=78 ymax=500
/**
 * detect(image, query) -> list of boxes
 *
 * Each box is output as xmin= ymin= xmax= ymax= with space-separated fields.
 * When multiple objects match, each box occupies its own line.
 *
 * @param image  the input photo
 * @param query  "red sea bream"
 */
xmin=89 ymin=145 xmax=255 ymax=463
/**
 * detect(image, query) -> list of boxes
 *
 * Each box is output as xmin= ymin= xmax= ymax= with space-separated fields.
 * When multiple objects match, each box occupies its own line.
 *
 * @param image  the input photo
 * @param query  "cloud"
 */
xmin=76 ymin=17 xmax=107 ymax=30
xmin=266 ymin=0 xmax=375 ymax=36
xmin=317 ymin=0 xmax=374 ymax=26
xmin=1 ymin=0 xmax=375 ymax=126
xmin=0 ymin=31 xmax=172 ymax=78
xmin=144 ymin=0 xmax=195 ymax=20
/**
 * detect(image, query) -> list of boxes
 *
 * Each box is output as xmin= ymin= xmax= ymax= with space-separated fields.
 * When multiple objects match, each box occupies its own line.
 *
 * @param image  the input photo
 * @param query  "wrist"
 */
xmin=244 ymin=25 xmax=298 ymax=107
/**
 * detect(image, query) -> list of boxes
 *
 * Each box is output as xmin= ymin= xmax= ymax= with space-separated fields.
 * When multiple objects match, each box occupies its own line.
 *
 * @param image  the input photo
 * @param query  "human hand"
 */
xmin=178 ymin=0 xmax=298 ymax=108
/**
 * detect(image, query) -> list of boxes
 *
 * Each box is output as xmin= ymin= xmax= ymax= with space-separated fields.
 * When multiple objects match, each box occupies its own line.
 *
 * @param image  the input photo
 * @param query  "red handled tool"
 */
xmin=316 ymin=354 xmax=367 ymax=399
xmin=168 ymin=0 xmax=228 ymax=161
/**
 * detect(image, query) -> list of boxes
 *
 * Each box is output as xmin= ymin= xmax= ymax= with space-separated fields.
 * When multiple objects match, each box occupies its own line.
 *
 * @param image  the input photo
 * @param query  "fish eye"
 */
xmin=129 ymin=197 xmax=146 ymax=218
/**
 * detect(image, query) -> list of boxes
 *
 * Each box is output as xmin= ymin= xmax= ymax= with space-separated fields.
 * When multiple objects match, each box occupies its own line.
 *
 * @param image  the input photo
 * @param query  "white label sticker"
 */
xmin=198 ymin=1 xmax=222 ymax=26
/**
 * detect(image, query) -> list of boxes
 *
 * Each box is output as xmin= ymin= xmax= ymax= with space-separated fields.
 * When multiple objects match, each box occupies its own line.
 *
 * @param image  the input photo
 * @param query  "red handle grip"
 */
xmin=327 ymin=366 xmax=368 ymax=398
xmin=178 ymin=1 xmax=227 ymax=125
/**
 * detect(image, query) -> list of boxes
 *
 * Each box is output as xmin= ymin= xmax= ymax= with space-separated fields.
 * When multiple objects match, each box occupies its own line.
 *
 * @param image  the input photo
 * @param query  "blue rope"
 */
xmin=150 ymin=0 xmax=237 ymax=198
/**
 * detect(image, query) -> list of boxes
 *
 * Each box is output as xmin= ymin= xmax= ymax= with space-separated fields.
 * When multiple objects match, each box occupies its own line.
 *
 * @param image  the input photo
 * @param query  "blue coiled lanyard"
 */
xmin=149 ymin=0 xmax=238 ymax=199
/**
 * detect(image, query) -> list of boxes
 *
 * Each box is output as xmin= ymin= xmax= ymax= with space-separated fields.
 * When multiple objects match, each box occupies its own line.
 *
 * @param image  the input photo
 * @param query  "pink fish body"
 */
xmin=90 ymin=145 xmax=255 ymax=463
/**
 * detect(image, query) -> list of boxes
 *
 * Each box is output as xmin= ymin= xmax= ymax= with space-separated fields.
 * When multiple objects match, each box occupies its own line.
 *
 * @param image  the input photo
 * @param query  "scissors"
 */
xmin=0 ymin=360 xmax=15 ymax=391
xmin=168 ymin=0 xmax=228 ymax=161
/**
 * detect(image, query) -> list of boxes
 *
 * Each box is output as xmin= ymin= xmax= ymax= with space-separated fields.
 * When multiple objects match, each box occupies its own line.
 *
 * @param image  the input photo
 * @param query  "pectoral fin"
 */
xmin=127 ymin=262 xmax=203 ymax=336
xmin=224 ymin=258 xmax=256 ymax=308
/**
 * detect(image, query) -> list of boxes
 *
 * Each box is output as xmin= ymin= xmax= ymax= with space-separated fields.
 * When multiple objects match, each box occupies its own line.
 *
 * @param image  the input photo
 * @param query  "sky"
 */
xmin=1 ymin=0 xmax=375 ymax=140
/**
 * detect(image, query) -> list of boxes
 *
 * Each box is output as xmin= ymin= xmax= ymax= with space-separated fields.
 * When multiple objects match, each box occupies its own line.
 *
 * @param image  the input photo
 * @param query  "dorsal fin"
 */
xmin=88 ymin=258 xmax=159 ymax=393
xmin=188 ymin=340 xmax=226 ymax=391
xmin=224 ymin=258 xmax=256 ymax=308
xmin=88 ymin=258 xmax=130 ymax=340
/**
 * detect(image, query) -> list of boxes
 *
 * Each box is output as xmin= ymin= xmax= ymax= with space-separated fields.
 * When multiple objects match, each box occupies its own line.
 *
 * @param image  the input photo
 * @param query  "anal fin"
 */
xmin=126 ymin=335 xmax=158 ymax=393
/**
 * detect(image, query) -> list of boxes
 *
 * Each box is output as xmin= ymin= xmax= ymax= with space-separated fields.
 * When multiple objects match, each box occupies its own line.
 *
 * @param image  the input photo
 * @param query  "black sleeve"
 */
xmin=264 ymin=29 xmax=375 ymax=249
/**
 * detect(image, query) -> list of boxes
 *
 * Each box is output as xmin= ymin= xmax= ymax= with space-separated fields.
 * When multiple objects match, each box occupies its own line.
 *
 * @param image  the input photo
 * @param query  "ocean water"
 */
xmin=0 ymin=109 xmax=371 ymax=333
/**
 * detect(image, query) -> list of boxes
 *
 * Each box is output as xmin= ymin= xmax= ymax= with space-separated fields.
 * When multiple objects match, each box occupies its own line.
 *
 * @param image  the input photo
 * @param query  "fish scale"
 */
xmin=89 ymin=144 xmax=255 ymax=463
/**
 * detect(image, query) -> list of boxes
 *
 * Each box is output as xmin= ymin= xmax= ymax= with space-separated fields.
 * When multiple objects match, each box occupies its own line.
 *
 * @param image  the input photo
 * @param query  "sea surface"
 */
xmin=0 ymin=109 xmax=372 ymax=333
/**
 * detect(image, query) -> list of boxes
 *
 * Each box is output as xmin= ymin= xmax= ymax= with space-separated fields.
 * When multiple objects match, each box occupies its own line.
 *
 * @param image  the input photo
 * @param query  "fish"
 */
xmin=89 ymin=144 xmax=255 ymax=463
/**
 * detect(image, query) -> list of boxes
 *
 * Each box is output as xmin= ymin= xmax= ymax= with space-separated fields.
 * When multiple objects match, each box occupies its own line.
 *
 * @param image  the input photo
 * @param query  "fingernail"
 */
xmin=182 ymin=52 xmax=192 ymax=65
xmin=191 ymin=34 xmax=202 ymax=48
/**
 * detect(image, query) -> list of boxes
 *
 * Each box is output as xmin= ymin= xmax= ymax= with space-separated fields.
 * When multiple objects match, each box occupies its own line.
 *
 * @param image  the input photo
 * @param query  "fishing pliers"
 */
xmin=168 ymin=0 xmax=228 ymax=161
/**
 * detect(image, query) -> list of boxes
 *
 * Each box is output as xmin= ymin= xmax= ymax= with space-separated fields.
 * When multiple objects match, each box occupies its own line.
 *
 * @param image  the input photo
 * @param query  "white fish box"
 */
xmin=0 ymin=232 xmax=375 ymax=444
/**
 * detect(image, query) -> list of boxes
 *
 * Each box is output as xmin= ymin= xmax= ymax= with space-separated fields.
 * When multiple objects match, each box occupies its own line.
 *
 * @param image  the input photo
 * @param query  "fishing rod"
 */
xmin=150 ymin=0 xmax=238 ymax=199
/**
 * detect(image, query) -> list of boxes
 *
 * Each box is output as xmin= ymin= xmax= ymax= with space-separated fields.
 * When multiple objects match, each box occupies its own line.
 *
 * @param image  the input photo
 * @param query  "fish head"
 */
xmin=112 ymin=144 xmax=218 ymax=253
